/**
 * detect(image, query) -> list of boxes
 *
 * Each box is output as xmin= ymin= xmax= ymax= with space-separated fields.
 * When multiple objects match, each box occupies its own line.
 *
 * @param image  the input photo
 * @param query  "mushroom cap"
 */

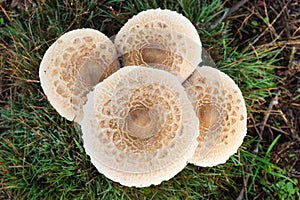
xmin=114 ymin=8 xmax=202 ymax=83
xmin=80 ymin=66 xmax=199 ymax=187
xmin=183 ymin=66 xmax=247 ymax=167
xmin=39 ymin=28 xmax=119 ymax=123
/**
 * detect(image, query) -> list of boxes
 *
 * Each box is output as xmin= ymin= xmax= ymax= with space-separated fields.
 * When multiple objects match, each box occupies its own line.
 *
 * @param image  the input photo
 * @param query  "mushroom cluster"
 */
xmin=39 ymin=8 xmax=247 ymax=187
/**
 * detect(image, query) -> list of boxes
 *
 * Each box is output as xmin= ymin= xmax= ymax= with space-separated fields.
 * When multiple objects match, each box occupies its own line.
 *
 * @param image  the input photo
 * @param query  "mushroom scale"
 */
xmin=39 ymin=28 xmax=120 ymax=123
xmin=81 ymin=66 xmax=199 ymax=187
xmin=183 ymin=66 xmax=247 ymax=167
xmin=114 ymin=8 xmax=202 ymax=83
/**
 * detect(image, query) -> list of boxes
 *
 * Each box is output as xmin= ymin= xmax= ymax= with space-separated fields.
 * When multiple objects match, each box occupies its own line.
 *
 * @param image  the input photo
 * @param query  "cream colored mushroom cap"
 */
xmin=184 ymin=66 xmax=247 ymax=167
xmin=39 ymin=28 xmax=119 ymax=123
xmin=80 ymin=66 xmax=199 ymax=187
xmin=114 ymin=8 xmax=202 ymax=83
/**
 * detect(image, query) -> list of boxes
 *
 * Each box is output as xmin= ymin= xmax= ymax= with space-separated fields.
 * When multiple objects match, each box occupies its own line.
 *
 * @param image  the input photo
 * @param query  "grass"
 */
xmin=1 ymin=0 xmax=299 ymax=199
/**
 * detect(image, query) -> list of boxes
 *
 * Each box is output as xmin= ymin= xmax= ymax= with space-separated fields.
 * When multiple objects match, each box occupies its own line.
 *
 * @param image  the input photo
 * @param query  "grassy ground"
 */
xmin=0 ymin=0 xmax=299 ymax=199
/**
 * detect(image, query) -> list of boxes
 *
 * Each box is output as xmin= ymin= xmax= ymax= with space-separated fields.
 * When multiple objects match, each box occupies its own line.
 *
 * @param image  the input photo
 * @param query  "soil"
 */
xmin=225 ymin=0 xmax=300 ymax=188
xmin=1 ymin=0 xmax=300 ymax=193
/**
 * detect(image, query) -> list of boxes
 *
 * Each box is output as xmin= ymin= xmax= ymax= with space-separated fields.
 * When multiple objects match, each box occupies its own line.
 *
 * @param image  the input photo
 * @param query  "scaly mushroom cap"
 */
xmin=183 ymin=66 xmax=247 ymax=167
xmin=39 ymin=28 xmax=119 ymax=123
xmin=114 ymin=8 xmax=202 ymax=83
xmin=80 ymin=66 xmax=199 ymax=187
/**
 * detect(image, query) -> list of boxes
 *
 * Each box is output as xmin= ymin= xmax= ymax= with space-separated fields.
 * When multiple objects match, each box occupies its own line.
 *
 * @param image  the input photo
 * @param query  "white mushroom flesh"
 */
xmin=184 ymin=66 xmax=247 ymax=167
xmin=81 ymin=66 xmax=199 ymax=187
xmin=39 ymin=28 xmax=119 ymax=123
xmin=115 ymin=8 xmax=202 ymax=83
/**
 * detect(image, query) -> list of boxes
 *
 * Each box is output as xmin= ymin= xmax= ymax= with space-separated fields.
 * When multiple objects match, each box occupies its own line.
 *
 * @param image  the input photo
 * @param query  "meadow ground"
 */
xmin=1 ymin=0 xmax=299 ymax=199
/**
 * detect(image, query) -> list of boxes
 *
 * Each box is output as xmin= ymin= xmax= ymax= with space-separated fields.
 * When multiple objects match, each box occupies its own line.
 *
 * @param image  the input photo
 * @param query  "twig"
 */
xmin=211 ymin=0 xmax=249 ymax=27
xmin=252 ymin=0 xmax=291 ymax=45
xmin=259 ymin=91 xmax=280 ymax=136
xmin=236 ymin=91 xmax=280 ymax=200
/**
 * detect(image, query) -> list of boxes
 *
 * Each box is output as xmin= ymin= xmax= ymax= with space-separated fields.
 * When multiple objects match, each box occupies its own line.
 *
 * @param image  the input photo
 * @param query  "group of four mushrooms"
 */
xmin=39 ymin=9 xmax=247 ymax=187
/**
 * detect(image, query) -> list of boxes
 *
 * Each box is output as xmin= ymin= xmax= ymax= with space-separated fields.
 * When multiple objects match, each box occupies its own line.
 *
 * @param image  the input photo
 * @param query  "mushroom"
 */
xmin=183 ymin=66 xmax=247 ymax=167
xmin=114 ymin=8 xmax=202 ymax=83
xmin=80 ymin=66 xmax=199 ymax=187
xmin=39 ymin=28 xmax=120 ymax=123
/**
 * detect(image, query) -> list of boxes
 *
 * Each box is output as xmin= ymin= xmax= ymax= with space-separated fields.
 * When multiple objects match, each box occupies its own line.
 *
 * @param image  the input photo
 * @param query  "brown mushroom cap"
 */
xmin=183 ymin=66 xmax=247 ymax=167
xmin=39 ymin=28 xmax=119 ymax=123
xmin=80 ymin=66 xmax=199 ymax=187
xmin=114 ymin=8 xmax=202 ymax=83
